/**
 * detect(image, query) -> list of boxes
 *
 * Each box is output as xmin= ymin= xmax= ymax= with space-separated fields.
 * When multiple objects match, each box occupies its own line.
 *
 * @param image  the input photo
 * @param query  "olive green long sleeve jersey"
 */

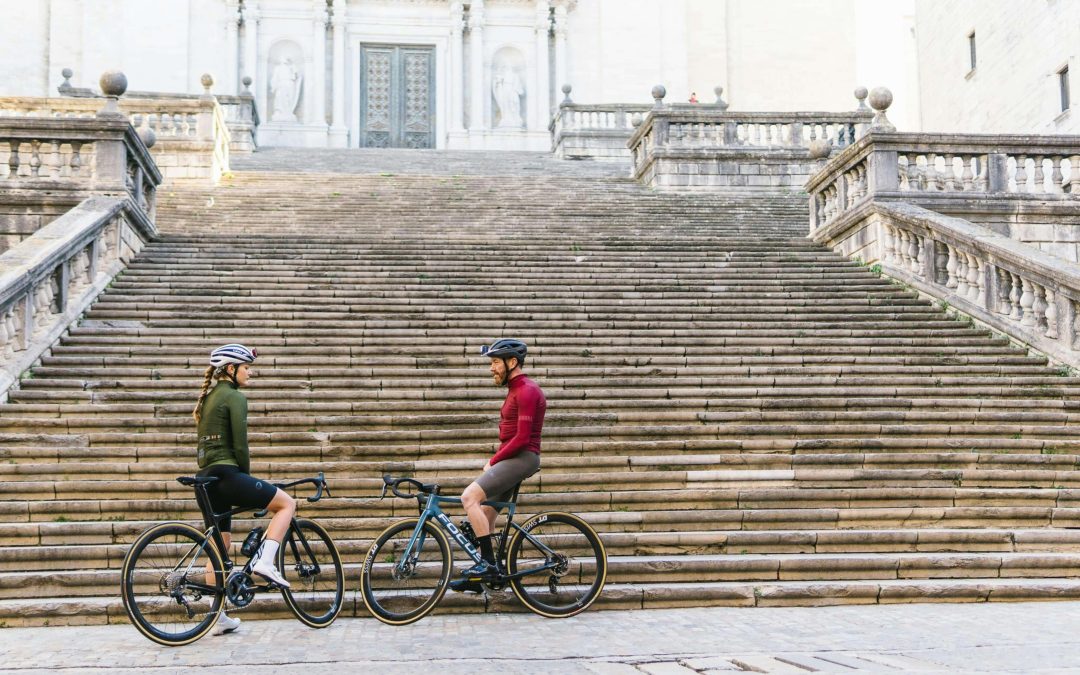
xmin=196 ymin=381 xmax=250 ymax=473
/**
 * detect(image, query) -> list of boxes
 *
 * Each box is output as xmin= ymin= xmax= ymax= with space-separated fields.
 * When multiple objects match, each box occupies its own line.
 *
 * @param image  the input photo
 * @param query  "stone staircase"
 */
xmin=3 ymin=148 xmax=1080 ymax=626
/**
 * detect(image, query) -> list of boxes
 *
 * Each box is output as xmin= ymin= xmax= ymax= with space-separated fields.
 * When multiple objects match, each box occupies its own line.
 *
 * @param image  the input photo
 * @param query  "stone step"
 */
xmin=3 ymin=576 xmax=1080 ymax=627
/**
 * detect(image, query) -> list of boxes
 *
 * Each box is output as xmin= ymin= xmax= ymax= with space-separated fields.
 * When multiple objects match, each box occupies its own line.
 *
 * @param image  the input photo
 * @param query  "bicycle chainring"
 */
xmin=225 ymin=570 xmax=256 ymax=608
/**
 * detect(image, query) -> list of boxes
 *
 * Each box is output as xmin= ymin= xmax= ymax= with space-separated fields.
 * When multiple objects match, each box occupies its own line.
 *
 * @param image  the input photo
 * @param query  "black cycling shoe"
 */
xmin=448 ymin=561 xmax=497 ymax=593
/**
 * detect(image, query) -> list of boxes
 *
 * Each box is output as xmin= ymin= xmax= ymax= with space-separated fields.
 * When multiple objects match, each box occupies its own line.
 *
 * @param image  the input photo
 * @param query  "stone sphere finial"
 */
xmin=651 ymin=84 xmax=666 ymax=109
xmin=97 ymin=70 xmax=128 ymax=118
xmin=854 ymin=86 xmax=869 ymax=110
xmin=242 ymin=75 xmax=253 ymax=92
xmin=714 ymin=85 xmax=729 ymax=111
xmin=631 ymin=113 xmax=643 ymax=128
xmin=560 ymin=83 xmax=573 ymax=106
xmin=99 ymin=70 xmax=128 ymax=97
xmin=868 ymin=86 xmax=896 ymax=131
xmin=137 ymin=126 xmax=157 ymax=149
xmin=58 ymin=68 xmax=75 ymax=94
xmin=201 ymin=73 xmax=214 ymax=95
xmin=62 ymin=68 xmax=73 ymax=80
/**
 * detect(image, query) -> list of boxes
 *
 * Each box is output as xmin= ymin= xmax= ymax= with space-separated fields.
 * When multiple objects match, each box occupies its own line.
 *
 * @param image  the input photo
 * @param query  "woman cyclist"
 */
xmin=193 ymin=344 xmax=296 ymax=634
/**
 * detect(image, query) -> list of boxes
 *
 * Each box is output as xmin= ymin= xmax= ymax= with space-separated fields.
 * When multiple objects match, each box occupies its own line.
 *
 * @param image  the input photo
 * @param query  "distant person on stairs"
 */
xmin=450 ymin=338 xmax=547 ymax=593
xmin=192 ymin=343 xmax=297 ymax=634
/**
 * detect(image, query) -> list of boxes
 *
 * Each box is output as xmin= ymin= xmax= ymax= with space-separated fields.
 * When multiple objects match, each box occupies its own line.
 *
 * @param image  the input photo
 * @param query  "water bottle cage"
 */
xmin=241 ymin=526 xmax=264 ymax=558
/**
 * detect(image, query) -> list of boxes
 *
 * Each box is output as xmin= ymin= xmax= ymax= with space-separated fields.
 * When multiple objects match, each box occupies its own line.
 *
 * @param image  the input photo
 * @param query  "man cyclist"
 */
xmin=450 ymin=338 xmax=547 ymax=593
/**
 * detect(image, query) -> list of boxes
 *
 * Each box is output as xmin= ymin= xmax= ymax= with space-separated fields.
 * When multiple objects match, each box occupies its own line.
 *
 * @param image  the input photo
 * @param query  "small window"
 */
xmin=967 ymin=31 xmax=977 ymax=71
xmin=1060 ymin=66 xmax=1071 ymax=112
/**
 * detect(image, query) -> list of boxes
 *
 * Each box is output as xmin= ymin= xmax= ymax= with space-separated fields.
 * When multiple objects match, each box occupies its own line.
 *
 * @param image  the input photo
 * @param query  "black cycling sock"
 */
xmin=478 ymin=535 xmax=495 ymax=564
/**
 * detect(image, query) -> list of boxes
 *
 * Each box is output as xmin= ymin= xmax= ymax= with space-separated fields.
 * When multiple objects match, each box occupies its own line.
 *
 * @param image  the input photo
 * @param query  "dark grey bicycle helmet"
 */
xmin=479 ymin=338 xmax=528 ymax=364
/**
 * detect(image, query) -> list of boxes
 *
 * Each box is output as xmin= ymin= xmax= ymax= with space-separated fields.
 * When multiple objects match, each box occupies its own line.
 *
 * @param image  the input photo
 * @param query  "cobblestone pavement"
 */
xmin=4 ymin=603 xmax=1080 ymax=673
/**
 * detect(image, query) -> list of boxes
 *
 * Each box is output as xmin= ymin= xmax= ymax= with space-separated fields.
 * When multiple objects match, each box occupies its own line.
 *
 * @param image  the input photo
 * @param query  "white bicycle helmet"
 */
xmin=209 ymin=343 xmax=257 ymax=368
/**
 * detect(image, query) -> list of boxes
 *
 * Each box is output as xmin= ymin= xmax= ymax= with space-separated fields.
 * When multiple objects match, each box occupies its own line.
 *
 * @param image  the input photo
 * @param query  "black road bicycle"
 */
xmin=120 ymin=473 xmax=344 ymax=646
xmin=360 ymin=474 xmax=607 ymax=625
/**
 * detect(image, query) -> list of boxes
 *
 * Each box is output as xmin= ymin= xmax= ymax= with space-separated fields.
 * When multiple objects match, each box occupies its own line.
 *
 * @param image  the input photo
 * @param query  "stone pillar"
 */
xmin=330 ymin=4 xmax=348 ymax=146
xmin=311 ymin=1 xmax=329 ymax=129
xmin=225 ymin=2 xmax=241 ymax=93
xmin=533 ymin=0 xmax=551 ymax=131
xmin=468 ymin=0 xmax=486 ymax=131
xmin=242 ymin=2 xmax=262 ymax=121
xmin=553 ymin=4 xmax=568 ymax=101
xmin=449 ymin=2 xmax=466 ymax=133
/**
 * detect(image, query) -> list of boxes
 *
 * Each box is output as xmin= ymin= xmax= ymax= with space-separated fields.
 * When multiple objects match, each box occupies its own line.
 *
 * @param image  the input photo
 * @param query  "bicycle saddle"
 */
xmin=177 ymin=475 xmax=220 ymax=487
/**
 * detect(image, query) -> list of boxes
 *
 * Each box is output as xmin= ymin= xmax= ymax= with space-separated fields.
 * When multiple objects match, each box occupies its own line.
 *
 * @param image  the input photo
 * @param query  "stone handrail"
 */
xmin=805 ymin=132 xmax=1080 ymax=233
xmin=550 ymin=103 xmax=651 ymax=134
xmin=815 ymin=200 xmax=1080 ymax=368
xmin=0 ymin=116 xmax=161 ymax=217
xmin=0 ymin=197 xmax=155 ymax=400
xmin=209 ymin=99 xmax=231 ymax=182
xmin=218 ymin=94 xmax=259 ymax=152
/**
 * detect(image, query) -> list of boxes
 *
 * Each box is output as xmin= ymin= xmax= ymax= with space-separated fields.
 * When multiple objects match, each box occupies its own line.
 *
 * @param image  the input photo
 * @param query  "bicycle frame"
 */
xmin=397 ymin=490 xmax=567 ymax=582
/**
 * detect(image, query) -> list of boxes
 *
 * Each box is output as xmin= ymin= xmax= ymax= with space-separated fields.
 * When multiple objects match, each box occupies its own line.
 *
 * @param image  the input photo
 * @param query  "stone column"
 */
xmin=242 ymin=2 xmax=261 ymax=119
xmin=553 ymin=4 xmax=568 ymax=100
xmin=533 ymin=0 xmax=551 ymax=131
xmin=311 ymin=1 xmax=329 ymax=129
xmin=468 ymin=0 xmax=486 ymax=131
xmin=224 ymin=2 xmax=241 ymax=93
xmin=449 ymin=2 xmax=466 ymax=133
xmin=330 ymin=4 xmax=348 ymax=145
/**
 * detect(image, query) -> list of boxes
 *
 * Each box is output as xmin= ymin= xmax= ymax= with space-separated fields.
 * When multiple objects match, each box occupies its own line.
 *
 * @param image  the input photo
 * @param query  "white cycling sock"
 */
xmin=259 ymin=539 xmax=280 ymax=565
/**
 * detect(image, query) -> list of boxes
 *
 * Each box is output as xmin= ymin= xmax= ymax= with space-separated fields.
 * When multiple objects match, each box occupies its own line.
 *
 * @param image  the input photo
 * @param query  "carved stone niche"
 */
xmin=267 ymin=40 xmax=306 ymax=124
xmin=491 ymin=46 xmax=527 ymax=130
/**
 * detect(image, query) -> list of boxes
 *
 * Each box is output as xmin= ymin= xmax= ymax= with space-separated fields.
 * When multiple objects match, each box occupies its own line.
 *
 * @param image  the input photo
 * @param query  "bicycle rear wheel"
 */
xmin=120 ymin=522 xmax=224 ymax=646
xmin=359 ymin=518 xmax=452 ymax=625
xmin=278 ymin=518 xmax=344 ymax=628
xmin=506 ymin=512 xmax=607 ymax=618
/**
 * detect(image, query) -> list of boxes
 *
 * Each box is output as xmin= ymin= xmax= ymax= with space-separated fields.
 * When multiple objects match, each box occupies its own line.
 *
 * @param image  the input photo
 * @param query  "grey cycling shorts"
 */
xmin=475 ymin=451 xmax=541 ymax=503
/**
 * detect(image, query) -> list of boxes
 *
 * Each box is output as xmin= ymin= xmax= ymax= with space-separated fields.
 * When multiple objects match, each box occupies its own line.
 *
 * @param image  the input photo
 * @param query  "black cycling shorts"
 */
xmin=475 ymin=451 xmax=540 ymax=503
xmin=196 ymin=464 xmax=278 ymax=532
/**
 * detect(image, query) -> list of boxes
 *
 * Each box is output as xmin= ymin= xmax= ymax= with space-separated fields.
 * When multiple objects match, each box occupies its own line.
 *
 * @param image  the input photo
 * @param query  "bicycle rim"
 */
xmin=507 ymin=512 xmax=607 ymax=618
xmin=120 ymin=522 xmax=224 ymax=646
xmin=278 ymin=518 xmax=344 ymax=628
xmin=360 ymin=518 xmax=451 ymax=625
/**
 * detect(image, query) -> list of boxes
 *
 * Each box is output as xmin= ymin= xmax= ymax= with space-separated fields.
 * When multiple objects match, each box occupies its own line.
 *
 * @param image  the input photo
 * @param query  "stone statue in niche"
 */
xmin=270 ymin=57 xmax=303 ymax=122
xmin=492 ymin=64 xmax=525 ymax=128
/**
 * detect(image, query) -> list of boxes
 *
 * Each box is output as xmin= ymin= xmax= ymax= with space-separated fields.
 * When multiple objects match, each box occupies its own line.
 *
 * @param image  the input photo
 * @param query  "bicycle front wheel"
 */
xmin=359 ymin=518 xmax=452 ymax=625
xmin=507 ymin=512 xmax=607 ymax=618
xmin=278 ymin=518 xmax=345 ymax=628
xmin=120 ymin=522 xmax=225 ymax=646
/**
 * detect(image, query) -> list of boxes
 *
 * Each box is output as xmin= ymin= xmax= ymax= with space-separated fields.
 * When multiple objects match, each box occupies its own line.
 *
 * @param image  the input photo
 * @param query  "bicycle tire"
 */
xmin=506 ymin=512 xmax=607 ymax=618
xmin=360 ymin=518 xmax=452 ymax=625
xmin=278 ymin=518 xmax=345 ymax=628
xmin=120 ymin=522 xmax=225 ymax=646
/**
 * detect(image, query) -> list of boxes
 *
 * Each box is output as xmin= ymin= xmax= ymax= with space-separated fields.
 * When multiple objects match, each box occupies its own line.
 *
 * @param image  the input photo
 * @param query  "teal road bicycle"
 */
xmin=360 ymin=474 xmax=607 ymax=625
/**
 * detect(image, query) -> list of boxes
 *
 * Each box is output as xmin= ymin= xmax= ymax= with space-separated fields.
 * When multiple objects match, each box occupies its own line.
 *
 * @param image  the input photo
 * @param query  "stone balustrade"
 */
xmin=818 ymin=201 xmax=1080 ymax=368
xmin=0 ymin=116 xmax=161 ymax=252
xmin=550 ymin=95 xmax=651 ymax=160
xmin=806 ymin=132 xmax=1080 ymax=266
xmin=0 ymin=197 xmax=155 ymax=400
xmin=626 ymin=85 xmax=873 ymax=190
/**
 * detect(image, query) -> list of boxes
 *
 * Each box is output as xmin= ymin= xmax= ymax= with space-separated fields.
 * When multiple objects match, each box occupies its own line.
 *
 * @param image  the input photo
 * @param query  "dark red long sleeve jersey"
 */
xmin=490 ymin=374 xmax=547 ymax=465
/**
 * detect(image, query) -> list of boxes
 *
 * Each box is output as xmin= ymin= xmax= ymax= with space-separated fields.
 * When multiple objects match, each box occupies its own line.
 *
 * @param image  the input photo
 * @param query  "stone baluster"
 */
xmin=70 ymin=141 xmax=82 ymax=176
xmin=1050 ymin=157 xmax=1065 ymax=194
xmin=0 ymin=305 xmax=14 ymax=360
xmin=994 ymin=268 xmax=1012 ymax=315
xmin=945 ymin=244 xmax=959 ymax=289
xmin=955 ymin=250 xmax=969 ymax=296
xmin=8 ymin=140 xmax=21 ymax=178
xmin=1019 ymin=277 xmax=1036 ymax=327
xmin=1045 ymin=288 xmax=1059 ymax=339
xmin=961 ymin=155 xmax=974 ymax=191
xmin=1070 ymin=155 xmax=1080 ymax=194
xmin=1032 ymin=283 xmax=1048 ymax=332
xmin=1008 ymin=272 xmax=1023 ymax=321
xmin=882 ymin=224 xmax=896 ymax=263
xmin=908 ymin=231 xmax=921 ymax=273
xmin=1014 ymin=155 xmax=1028 ymax=193
xmin=966 ymin=253 xmax=982 ymax=304
xmin=897 ymin=155 xmax=910 ymax=190
xmin=1033 ymin=155 xmax=1046 ymax=193
xmin=942 ymin=154 xmax=955 ymax=191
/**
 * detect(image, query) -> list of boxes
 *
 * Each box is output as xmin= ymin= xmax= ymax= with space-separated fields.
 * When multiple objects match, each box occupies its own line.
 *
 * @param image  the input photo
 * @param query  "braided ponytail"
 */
xmin=192 ymin=366 xmax=216 ymax=423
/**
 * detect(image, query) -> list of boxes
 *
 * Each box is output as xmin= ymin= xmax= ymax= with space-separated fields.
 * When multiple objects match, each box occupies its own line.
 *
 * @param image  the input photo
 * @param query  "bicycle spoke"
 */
xmin=508 ymin=513 xmax=606 ymax=618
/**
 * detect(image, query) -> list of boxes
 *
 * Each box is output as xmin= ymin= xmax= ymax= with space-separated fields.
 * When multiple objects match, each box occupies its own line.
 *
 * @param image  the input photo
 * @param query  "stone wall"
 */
xmin=915 ymin=0 xmax=1079 ymax=134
